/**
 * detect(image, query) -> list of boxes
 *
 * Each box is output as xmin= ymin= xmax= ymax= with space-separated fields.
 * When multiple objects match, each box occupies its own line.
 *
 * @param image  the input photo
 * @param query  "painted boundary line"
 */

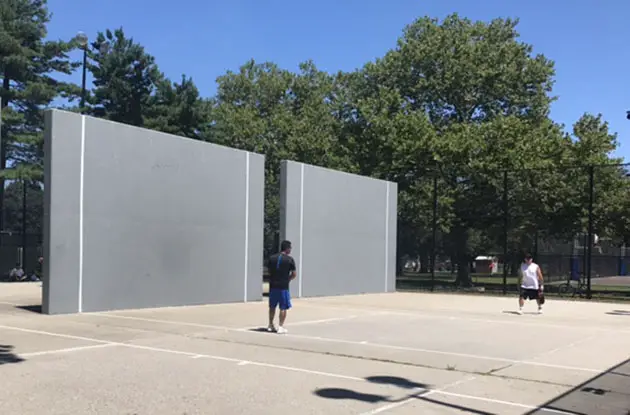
xmin=243 ymin=151 xmax=250 ymax=302
xmin=20 ymin=343 xmax=116 ymax=357
xmin=78 ymin=115 xmax=86 ymax=313
xmin=0 ymin=323 xmax=579 ymax=414
xmin=292 ymin=301 xmax=630 ymax=333
xmin=361 ymin=376 xmax=477 ymax=415
xmin=89 ymin=313 xmax=601 ymax=373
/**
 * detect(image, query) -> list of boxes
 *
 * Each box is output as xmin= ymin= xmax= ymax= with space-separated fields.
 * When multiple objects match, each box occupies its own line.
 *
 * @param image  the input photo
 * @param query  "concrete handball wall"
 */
xmin=279 ymin=160 xmax=397 ymax=298
xmin=42 ymin=110 xmax=264 ymax=314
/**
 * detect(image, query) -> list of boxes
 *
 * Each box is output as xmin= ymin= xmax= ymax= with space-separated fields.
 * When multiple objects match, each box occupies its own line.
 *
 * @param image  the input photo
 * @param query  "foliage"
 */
xmin=0 ymin=0 xmax=77 ymax=175
xmin=1 ymin=9 xmax=628 ymax=286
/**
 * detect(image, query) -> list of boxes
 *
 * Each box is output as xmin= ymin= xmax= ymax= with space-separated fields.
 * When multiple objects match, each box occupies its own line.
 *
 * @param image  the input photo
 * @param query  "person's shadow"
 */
xmin=0 ymin=345 xmax=24 ymax=365
xmin=606 ymin=310 xmax=630 ymax=316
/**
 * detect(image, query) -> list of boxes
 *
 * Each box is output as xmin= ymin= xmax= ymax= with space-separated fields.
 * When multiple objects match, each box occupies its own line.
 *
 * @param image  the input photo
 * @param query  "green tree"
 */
xmin=87 ymin=28 xmax=163 ymax=126
xmin=339 ymin=14 xmax=561 ymax=285
xmin=0 ymin=0 xmax=77 ymax=231
xmin=144 ymin=75 xmax=209 ymax=140
xmin=211 ymin=60 xmax=353 ymax=254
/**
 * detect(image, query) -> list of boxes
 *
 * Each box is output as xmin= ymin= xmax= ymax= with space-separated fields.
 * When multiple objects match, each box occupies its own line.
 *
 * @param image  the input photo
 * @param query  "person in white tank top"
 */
xmin=517 ymin=253 xmax=544 ymax=314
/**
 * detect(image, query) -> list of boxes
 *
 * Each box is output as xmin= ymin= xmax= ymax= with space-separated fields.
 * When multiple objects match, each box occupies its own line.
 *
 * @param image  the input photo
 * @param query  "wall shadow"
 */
xmin=16 ymin=304 xmax=42 ymax=314
xmin=523 ymin=357 xmax=630 ymax=415
xmin=0 ymin=345 xmax=25 ymax=365
xmin=313 ymin=375 xmax=495 ymax=414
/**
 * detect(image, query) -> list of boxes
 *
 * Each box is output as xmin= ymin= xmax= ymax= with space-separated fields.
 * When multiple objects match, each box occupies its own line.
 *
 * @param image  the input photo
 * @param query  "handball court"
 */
xmin=1 ymin=283 xmax=629 ymax=415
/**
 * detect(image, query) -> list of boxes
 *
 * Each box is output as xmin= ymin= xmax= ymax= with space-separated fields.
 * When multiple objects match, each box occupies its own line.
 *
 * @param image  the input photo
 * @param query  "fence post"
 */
xmin=431 ymin=174 xmax=438 ymax=292
xmin=21 ymin=177 xmax=27 ymax=269
xmin=586 ymin=165 xmax=594 ymax=299
xmin=502 ymin=170 xmax=508 ymax=295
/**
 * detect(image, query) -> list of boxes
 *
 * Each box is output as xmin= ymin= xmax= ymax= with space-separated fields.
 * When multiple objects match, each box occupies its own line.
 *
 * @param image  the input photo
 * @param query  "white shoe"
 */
xmin=538 ymin=308 xmax=543 ymax=314
xmin=277 ymin=326 xmax=288 ymax=334
xmin=267 ymin=326 xmax=276 ymax=332
xmin=516 ymin=309 xmax=523 ymax=315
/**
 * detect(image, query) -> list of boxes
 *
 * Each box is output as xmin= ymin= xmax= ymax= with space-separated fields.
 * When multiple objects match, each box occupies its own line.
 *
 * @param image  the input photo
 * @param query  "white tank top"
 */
xmin=520 ymin=263 xmax=540 ymax=289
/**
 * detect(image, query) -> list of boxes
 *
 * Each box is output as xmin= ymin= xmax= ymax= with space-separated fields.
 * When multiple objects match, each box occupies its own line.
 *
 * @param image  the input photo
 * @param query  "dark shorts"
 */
xmin=520 ymin=288 xmax=540 ymax=300
xmin=269 ymin=289 xmax=292 ymax=310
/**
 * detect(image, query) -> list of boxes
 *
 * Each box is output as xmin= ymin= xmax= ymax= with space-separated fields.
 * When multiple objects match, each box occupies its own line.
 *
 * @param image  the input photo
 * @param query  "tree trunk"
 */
xmin=419 ymin=250 xmax=429 ymax=273
xmin=453 ymin=226 xmax=473 ymax=287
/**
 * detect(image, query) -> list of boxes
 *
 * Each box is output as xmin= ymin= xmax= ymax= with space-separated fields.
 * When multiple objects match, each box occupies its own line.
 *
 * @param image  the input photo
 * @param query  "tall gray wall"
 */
xmin=279 ymin=160 xmax=397 ymax=298
xmin=43 ymin=110 xmax=264 ymax=314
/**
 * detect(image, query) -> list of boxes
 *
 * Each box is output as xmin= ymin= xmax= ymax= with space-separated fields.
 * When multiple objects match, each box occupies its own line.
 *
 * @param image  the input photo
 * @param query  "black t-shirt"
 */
xmin=267 ymin=252 xmax=296 ymax=290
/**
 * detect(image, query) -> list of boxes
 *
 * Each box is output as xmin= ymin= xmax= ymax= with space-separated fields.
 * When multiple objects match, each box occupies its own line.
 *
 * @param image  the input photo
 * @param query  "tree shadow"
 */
xmin=16 ymin=304 xmax=42 ymax=314
xmin=364 ymin=376 xmax=427 ymax=390
xmin=0 ymin=345 xmax=25 ymax=365
xmin=314 ymin=376 xmax=495 ymax=414
xmin=314 ymin=388 xmax=387 ymax=403
xmin=606 ymin=310 xmax=630 ymax=316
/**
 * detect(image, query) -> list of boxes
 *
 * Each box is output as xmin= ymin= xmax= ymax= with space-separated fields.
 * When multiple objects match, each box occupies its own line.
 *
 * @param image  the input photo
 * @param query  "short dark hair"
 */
xmin=524 ymin=253 xmax=533 ymax=260
xmin=280 ymin=240 xmax=292 ymax=252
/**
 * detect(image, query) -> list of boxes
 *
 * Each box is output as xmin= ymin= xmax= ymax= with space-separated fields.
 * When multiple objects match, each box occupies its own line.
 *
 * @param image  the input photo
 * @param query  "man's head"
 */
xmin=280 ymin=240 xmax=292 ymax=254
xmin=524 ymin=253 xmax=533 ymax=264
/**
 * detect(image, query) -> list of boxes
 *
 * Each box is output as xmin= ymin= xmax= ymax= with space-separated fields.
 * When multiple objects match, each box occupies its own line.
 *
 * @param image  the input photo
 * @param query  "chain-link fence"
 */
xmin=0 ymin=178 xmax=44 ymax=281
xmin=397 ymin=164 xmax=630 ymax=301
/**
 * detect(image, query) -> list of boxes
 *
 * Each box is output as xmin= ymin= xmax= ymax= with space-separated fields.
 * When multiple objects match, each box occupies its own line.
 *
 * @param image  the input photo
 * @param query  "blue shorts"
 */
xmin=269 ymin=289 xmax=292 ymax=310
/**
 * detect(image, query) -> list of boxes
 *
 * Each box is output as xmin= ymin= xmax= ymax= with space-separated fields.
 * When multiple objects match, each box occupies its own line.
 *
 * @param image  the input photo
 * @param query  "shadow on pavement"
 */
xmin=0 ymin=345 xmax=25 ymax=365
xmin=524 ymin=357 xmax=630 ymax=415
xmin=606 ymin=310 xmax=630 ymax=316
xmin=314 ymin=376 xmax=494 ymax=414
xmin=15 ymin=304 xmax=42 ymax=314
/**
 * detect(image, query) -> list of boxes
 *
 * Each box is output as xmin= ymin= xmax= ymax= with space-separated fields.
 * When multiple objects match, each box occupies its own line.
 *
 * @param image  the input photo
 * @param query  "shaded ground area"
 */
xmin=526 ymin=358 xmax=630 ymax=415
xmin=1 ymin=284 xmax=630 ymax=414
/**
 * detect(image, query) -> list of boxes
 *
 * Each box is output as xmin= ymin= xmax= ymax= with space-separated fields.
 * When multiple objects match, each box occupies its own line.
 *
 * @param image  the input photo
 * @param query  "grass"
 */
xmin=396 ymin=271 xmax=630 ymax=301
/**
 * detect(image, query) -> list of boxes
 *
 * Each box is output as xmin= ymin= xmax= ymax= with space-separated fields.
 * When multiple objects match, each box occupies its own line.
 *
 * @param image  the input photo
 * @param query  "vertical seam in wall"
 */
xmin=78 ymin=116 xmax=86 ymax=313
xmin=384 ymin=181 xmax=390 ymax=292
xmin=243 ymin=152 xmax=250 ymax=302
xmin=298 ymin=163 xmax=304 ymax=298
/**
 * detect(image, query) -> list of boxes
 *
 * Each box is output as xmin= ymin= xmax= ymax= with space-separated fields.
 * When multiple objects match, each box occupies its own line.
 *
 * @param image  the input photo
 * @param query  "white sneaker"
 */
xmin=516 ymin=309 xmax=523 ymax=315
xmin=277 ymin=326 xmax=288 ymax=334
xmin=538 ymin=308 xmax=543 ymax=314
xmin=267 ymin=325 xmax=276 ymax=332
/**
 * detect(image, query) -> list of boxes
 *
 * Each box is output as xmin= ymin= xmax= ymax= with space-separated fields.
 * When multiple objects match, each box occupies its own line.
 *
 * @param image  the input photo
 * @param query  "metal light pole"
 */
xmin=76 ymin=32 xmax=89 ymax=113
xmin=21 ymin=176 xmax=27 ymax=269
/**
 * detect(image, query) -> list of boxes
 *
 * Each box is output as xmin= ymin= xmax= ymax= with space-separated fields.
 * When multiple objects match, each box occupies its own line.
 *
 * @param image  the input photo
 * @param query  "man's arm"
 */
xmin=289 ymin=258 xmax=297 ymax=281
xmin=537 ymin=267 xmax=544 ymax=286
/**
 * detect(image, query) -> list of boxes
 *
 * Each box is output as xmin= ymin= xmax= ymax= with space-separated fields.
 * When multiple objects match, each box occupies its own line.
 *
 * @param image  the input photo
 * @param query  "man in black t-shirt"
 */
xmin=267 ymin=240 xmax=297 ymax=334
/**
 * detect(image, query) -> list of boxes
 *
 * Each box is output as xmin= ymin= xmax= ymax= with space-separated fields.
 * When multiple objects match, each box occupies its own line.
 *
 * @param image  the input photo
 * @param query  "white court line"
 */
xmin=0 ymin=324 xmax=362 ymax=382
xmin=431 ymin=390 xmax=576 ymax=415
xmin=0 ymin=323 xmax=585 ymax=414
xmin=362 ymin=375 xmax=577 ymax=415
xmin=90 ymin=313 xmax=601 ymax=373
xmin=293 ymin=301 xmax=630 ymax=333
xmin=361 ymin=376 xmax=476 ymax=415
xmin=298 ymin=162 xmax=304 ymax=298
xmin=243 ymin=151 xmax=250 ymax=302
xmin=266 ymin=315 xmax=360 ymax=327
xmin=78 ymin=115 xmax=86 ymax=314
xmin=92 ymin=313 xmax=362 ymax=330
xmin=384 ymin=181 xmax=390 ymax=293
xmin=20 ymin=343 xmax=116 ymax=357
xmin=505 ymin=334 xmax=599 ymax=373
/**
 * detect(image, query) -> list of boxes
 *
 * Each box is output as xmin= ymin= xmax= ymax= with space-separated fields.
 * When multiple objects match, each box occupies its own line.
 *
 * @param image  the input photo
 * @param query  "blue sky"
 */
xmin=46 ymin=0 xmax=629 ymax=160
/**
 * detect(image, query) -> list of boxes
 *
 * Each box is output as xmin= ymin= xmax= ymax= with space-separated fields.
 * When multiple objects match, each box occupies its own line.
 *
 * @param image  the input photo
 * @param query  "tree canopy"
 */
xmin=1 ymin=4 xmax=627 ymax=282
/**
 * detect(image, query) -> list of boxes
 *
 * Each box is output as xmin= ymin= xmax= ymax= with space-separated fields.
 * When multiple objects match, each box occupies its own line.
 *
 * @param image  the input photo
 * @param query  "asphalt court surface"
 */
xmin=1 ymin=283 xmax=630 ymax=414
